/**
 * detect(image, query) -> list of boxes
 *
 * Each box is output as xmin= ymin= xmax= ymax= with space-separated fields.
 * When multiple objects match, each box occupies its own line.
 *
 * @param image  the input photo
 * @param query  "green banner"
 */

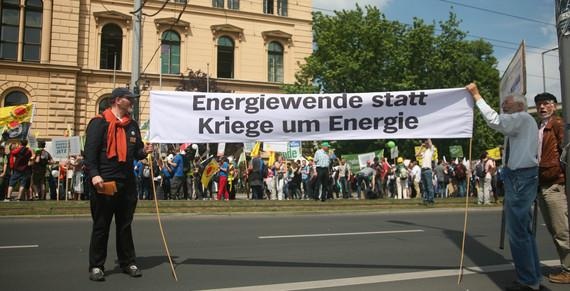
xmin=342 ymin=150 xmax=383 ymax=173
xmin=449 ymin=145 xmax=464 ymax=158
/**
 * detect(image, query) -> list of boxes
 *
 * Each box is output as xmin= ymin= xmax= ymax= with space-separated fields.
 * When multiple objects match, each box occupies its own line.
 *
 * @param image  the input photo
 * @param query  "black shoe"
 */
xmin=89 ymin=267 xmax=105 ymax=282
xmin=504 ymin=281 xmax=543 ymax=291
xmin=122 ymin=264 xmax=142 ymax=277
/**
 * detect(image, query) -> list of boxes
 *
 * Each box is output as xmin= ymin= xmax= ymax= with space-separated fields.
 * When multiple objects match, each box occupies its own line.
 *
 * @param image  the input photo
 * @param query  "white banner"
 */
xmin=358 ymin=152 xmax=376 ymax=169
xmin=263 ymin=142 xmax=288 ymax=152
xmin=217 ymin=142 xmax=226 ymax=156
xmin=150 ymin=88 xmax=473 ymax=143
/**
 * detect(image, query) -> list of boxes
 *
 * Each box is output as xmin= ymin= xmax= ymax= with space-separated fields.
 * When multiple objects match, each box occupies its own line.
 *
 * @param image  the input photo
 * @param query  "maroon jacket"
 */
xmin=539 ymin=116 xmax=564 ymax=186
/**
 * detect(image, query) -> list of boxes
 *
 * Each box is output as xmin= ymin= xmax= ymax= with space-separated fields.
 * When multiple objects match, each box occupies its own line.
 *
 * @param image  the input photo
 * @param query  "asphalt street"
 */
xmin=0 ymin=208 xmax=567 ymax=291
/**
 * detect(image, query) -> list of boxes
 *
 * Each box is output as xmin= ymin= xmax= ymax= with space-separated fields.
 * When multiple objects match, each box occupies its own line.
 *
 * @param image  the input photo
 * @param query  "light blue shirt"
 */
xmin=314 ymin=149 xmax=330 ymax=168
xmin=476 ymin=99 xmax=538 ymax=170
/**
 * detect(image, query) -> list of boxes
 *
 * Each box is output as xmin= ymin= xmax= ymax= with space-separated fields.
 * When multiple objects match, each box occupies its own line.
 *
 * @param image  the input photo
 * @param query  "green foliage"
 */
xmin=291 ymin=5 xmax=503 ymax=159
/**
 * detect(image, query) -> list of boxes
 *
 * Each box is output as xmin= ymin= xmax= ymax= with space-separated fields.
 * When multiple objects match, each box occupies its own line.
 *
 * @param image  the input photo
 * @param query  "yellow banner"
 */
xmin=0 ymin=103 xmax=33 ymax=128
xmin=486 ymin=147 xmax=501 ymax=160
xmin=201 ymin=159 xmax=220 ymax=188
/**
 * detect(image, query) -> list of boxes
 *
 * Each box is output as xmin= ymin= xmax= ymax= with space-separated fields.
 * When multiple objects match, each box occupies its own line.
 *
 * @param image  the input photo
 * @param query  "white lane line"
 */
xmin=258 ymin=229 xmax=424 ymax=239
xmin=0 ymin=244 xmax=39 ymax=250
xmin=201 ymin=259 xmax=560 ymax=291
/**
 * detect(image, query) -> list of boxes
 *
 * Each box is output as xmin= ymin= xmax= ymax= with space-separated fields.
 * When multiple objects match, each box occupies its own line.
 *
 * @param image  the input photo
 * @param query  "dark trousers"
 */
xmin=315 ymin=167 xmax=329 ymax=200
xmin=89 ymin=179 xmax=138 ymax=270
xmin=251 ymin=184 xmax=263 ymax=200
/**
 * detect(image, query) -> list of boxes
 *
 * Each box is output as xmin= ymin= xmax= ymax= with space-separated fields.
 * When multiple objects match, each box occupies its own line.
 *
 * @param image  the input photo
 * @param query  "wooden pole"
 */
xmin=458 ymin=138 xmax=473 ymax=284
xmin=148 ymin=153 xmax=178 ymax=282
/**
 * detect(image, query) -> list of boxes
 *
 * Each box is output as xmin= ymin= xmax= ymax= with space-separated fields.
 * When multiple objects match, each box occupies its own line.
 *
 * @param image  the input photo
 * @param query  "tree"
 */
xmin=286 ymin=5 xmax=503 ymax=160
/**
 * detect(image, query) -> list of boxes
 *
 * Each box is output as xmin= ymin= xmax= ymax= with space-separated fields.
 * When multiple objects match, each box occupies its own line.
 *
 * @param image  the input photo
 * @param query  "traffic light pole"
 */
xmin=555 ymin=0 xmax=570 ymax=230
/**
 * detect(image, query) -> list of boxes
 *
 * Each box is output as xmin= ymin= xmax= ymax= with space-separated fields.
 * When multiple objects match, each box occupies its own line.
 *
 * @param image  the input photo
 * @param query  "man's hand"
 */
xmin=92 ymin=175 xmax=104 ymax=191
xmin=466 ymin=83 xmax=482 ymax=102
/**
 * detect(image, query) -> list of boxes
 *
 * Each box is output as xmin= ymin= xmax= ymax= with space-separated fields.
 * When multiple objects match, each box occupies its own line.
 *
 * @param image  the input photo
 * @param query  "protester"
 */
xmin=416 ymin=139 xmax=435 ymax=205
xmin=0 ymin=145 xmax=7 ymax=201
xmin=467 ymin=83 xmax=542 ymax=291
xmin=248 ymin=151 xmax=265 ymax=200
xmin=217 ymin=157 xmax=230 ymax=201
xmin=84 ymin=87 xmax=153 ymax=281
xmin=6 ymin=140 xmax=32 ymax=201
xmin=313 ymin=141 xmax=331 ymax=201
xmin=534 ymin=92 xmax=569 ymax=284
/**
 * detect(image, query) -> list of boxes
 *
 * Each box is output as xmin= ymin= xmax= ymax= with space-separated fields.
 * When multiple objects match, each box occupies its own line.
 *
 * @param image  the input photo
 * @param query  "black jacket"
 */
xmin=84 ymin=117 xmax=146 ymax=181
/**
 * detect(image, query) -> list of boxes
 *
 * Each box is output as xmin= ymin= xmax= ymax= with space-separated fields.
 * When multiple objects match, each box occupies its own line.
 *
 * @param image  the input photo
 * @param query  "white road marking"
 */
xmin=202 ymin=260 xmax=560 ymax=291
xmin=258 ymin=229 xmax=424 ymax=239
xmin=0 ymin=244 xmax=39 ymax=250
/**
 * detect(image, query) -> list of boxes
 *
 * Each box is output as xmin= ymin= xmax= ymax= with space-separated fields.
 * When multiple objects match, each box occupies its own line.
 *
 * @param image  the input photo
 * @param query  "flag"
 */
xmin=238 ymin=150 xmax=246 ymax=165
xmin=0 ymin=104 xmax=34 ymax=141
xmin=201 ymin=158 xmax=219 ymax=188
xmin=0 ymin=103 xmax=33 ymax=127
xmin=486 ymin=147 xmax=501 ymax=160
xmin=268 ymin=151 xmax=275 ymax=167
xmin=250 ymin=141 xmax=261 ymax=156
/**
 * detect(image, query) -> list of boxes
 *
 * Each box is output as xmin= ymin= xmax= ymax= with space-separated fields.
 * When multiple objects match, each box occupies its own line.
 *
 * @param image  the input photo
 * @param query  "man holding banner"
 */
xmin=84 ymin=87 xmax=153 ymax=282
xmin=467 ymin=83 xmax=542 ymax=291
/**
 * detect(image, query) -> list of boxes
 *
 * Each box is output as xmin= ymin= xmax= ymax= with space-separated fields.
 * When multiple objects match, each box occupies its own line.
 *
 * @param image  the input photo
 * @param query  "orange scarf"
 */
xmin=101 ymin=108 xmax=132 ymax=162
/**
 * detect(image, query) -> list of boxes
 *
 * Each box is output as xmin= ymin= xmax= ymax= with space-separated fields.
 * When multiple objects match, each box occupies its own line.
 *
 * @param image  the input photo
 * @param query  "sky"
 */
xmin=311 ymin=0 xmax=561 ymax=105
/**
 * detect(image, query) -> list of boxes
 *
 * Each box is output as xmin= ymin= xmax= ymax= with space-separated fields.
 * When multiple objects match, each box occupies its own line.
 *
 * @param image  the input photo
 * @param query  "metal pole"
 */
xmin=130 ymin=0 xmax=142 ymax=121
xmin=541 ymin=47 xmax=558 ymax=92
xmin=555 ymin=0 xmax=570 ymax=233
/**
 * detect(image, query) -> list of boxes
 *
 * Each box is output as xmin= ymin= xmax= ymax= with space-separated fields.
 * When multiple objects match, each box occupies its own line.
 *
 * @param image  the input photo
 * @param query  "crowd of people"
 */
xmin=0 ymin=138 xmax=506 ymax=204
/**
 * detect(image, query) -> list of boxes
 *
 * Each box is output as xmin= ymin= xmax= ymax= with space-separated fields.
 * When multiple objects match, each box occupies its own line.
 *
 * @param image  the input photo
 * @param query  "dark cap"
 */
xmin=534 ymin=92 xmax=557 ymax=104
xmin=111 ymin=87 xmax=134 ymax=100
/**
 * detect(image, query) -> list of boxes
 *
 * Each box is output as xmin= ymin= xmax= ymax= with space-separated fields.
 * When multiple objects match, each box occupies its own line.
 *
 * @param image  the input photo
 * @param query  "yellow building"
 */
xmin=0 ymin=0 xmax=313 ymax=138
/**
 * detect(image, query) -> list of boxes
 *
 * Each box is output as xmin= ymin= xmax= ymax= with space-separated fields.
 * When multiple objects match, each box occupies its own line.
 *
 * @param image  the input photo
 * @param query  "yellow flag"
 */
xmin=0 ymin=103 xmax=33 ymax=128
xmin=486 ymin=147 xmax=501 ymax=160
xmin=250 ymin=141 xmax=261 ymax=157
xmin=415 ymin=146 xmax=438 ymax=164
xmin=268 ymin=151 xmax=275 ymax=167
xmin=201 ymin=159 xmax=220 ymax=188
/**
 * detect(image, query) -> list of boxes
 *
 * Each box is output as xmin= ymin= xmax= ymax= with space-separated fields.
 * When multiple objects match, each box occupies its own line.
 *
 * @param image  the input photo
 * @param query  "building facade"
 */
xmin=0 ymin=0 xmax=313 ymax=138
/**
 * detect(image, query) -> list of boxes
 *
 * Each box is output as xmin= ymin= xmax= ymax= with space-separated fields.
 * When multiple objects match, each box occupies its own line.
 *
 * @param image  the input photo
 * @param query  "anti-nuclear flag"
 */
xmin=149 ymin=88 xmax=473 ymax=143
xmin=201 ymin=158 xmax=219 ymax=188
xmin=0 ymin=103 xmax=34 ymax=141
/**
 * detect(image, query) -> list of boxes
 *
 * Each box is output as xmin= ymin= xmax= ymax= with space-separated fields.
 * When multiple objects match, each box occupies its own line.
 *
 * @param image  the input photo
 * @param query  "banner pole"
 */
xmin=148 ymin=152 xmax=178 ymax=282
xmin=458 ymin=137 xmax=473 ymax=284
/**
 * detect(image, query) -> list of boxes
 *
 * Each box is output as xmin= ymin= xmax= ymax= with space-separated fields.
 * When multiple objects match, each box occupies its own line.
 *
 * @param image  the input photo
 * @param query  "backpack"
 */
xmin=398 ymin=167 xmax=408 ymax=179
xmin=475 ymin=162 xmax=486 ymax=178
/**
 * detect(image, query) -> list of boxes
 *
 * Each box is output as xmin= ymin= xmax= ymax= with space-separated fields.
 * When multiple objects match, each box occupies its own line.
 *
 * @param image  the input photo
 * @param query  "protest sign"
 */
xmin=150 ymin=88 xmax=473 ymax=143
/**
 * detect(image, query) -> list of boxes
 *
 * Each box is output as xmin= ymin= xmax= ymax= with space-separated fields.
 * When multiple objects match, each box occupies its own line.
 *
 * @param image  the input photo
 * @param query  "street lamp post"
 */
xmin=541 ymin=47 xmax=558 ymax=92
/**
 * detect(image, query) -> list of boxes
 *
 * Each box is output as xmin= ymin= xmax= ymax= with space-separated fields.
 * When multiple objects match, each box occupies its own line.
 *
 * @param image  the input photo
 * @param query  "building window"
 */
xmin=3 ymin=90 xmax=29 ymax=106
xmin=268 ymin=41 xmax=283 ymax=83
xmin=0 ymin=0 xmax=21 ymax=60
xmin=227 ymin=0 xmax=239 ymax=10
xmin=217 ymin=36 xmax=234 ymax=78
xmin=0 ymin=0 xmax=42 ymax=61
xmin=98 ymin=96 xmax=111 ymax=114
xmin=212 ymin=0 xmax=223 ymax=8
xmin=161 ymin=30 xmax=180 ymax=74
xmin=100 ymin=23 xmax=122 ymax=70
xmin=277 ymin=0 xmax=287 ymax=16
xmin=263 ymin=0 xmax=274 ymax=14
xmin=22 ymin=0 xmax=42 ymax=61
